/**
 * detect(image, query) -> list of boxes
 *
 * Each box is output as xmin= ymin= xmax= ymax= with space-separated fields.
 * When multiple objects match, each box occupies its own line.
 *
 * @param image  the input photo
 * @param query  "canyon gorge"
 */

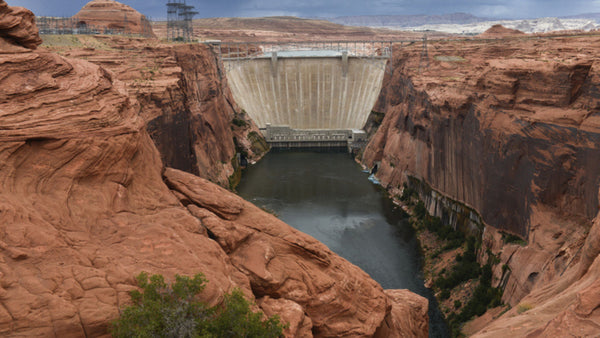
xmin=361 ymin=29 xmax=600 ymax=336
xmin=2 ymin=0 xmax=600 ymax=336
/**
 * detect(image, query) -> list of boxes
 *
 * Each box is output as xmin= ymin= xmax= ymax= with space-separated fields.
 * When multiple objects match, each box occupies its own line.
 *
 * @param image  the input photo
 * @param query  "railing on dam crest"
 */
xmin=215 ymin=41 xmax=394 ymax=61
xmin=214 ymin=40 xmax=404 ymax=152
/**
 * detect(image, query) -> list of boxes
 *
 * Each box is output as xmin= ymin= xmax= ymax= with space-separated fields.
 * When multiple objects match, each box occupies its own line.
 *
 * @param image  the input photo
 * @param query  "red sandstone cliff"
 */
xmin=0 ymin=0 xmax=41 ymax=52
xmin=44 ymin=36 xmax=265 ymax=188
xmin=73 ymin=0 xmax=155 ymax=38
xmin=363 ymin=35 xmax=600 ymax=335
xmin=0 ymin=2 xmax=427 ymax=336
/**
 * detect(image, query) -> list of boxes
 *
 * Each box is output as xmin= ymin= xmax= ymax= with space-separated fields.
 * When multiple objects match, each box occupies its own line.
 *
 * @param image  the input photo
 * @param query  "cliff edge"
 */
xmin=363 ymin=34 xmax=600 ymax=335
xmin=0 ymin=1 xmax=428 ymax=336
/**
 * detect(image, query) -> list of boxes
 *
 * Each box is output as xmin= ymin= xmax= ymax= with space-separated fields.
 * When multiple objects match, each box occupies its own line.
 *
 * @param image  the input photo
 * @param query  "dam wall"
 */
xmin=224 ymin=54 xmax=387 ymax=130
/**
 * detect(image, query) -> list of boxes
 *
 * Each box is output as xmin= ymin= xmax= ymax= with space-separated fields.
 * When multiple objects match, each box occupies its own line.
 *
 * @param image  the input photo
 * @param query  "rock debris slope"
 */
xmin=0 ymin=1 xmax=427 ymax=337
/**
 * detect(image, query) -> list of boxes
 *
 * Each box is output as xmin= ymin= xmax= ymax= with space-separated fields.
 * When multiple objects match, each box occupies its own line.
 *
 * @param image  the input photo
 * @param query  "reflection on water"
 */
xmin=237 ymin=152 xmax=448 ymax=337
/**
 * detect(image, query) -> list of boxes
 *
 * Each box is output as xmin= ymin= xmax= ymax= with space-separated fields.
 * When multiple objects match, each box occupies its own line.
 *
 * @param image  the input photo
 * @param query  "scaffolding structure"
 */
xmin=418 ymin=35 xmax=430 ymax=73
xmin=36 ymin=16 xmax=155 ymax=37
xmin=167 ymin=0 xmax=197 ymax=42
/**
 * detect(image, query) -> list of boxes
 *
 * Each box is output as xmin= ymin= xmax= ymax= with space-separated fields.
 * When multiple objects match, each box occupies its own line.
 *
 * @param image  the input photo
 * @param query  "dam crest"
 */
xmin=219 ymin=41 xmax=393 ymax=150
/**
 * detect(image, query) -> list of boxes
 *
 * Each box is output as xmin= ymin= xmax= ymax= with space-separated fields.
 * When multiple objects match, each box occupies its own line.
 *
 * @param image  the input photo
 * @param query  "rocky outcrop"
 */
xmin=365 ymin=36 xmax=600 ymax=236
xmin=164 ymin=168 xmax=391 ymax=336
xmin=0 ymin=0 xmax=41 ymax=53
xmin=478 ymin=24 xmax=525 ymax=38
xmin=73 ymin=0 xmax=155 ymax=38
xmin=363 ymin=35 xmax=600 ymax=335
xmin=0 ymin=3 xmax=427 ymax=336
xmin=472 ymin=205 xmax=600 ymax=337
xmin=375 ymin=290 xmax=429 ymax=338
xmin=51 ymin=36 xmax=264 ymax=188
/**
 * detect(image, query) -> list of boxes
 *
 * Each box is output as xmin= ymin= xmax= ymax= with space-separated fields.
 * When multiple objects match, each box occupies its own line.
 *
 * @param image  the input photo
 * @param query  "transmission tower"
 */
xmin=181 ymin=4 xmax=198 ymax=42
xmin=418 ymin=35 xmax=429 ymax=73
xmin=167 ymin=0 xmax=197 ymax=42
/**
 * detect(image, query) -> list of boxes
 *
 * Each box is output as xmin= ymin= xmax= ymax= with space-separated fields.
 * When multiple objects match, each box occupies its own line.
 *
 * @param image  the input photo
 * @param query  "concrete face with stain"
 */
xmin=224 ymin=54 xmax=387 ymax=130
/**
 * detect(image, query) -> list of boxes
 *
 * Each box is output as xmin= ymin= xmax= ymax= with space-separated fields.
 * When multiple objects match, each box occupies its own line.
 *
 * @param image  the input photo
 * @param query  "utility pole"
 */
xmin=418 ymin=35 xmax=429 ymax=73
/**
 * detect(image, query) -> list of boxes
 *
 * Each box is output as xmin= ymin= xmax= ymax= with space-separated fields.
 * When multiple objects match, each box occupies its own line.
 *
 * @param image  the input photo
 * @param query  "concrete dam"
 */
xmin=222 ymin=42 xmax=390 ymax=150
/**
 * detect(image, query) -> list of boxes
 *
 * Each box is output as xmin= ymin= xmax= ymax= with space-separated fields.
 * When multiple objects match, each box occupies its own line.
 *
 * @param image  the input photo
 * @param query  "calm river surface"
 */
xmin=237 ymin=151 xmax=448 ymax=337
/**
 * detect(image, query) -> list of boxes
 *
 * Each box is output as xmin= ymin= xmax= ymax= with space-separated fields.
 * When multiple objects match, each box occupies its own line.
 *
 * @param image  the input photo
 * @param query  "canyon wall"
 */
xmin=48 ymin=36 xmax=265 ymax=187
xmin=225 ymin=56 xmax=387 ymax=129
xmin=0 ymin=2 xmax=428 ymax=336
xmin=363 ymin=36 xmax=600 ymax=335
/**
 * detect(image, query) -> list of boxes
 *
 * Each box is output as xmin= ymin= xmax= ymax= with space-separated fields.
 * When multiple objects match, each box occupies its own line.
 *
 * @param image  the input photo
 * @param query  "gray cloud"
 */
xmin=8 ymin=0 xmax=600 ymax=20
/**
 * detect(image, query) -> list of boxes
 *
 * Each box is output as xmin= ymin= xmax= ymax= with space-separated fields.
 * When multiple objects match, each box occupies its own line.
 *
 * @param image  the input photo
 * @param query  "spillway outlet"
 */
xmin=262 ymin=124 xmax=367 ymax=153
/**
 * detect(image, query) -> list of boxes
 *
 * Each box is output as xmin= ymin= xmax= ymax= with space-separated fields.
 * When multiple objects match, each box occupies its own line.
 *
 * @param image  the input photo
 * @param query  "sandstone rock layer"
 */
xmin=0 ymin=3 xmax=428 ymax=337
xmin=73 ymin=0 xmax=155 ymax=38
xmin=363 ymin=34 xmax=600 ymax=336
xmin=0 ymin=0 xmax=41 ymax=52
xmin=45 ymin=36 xmax=265 ymax=187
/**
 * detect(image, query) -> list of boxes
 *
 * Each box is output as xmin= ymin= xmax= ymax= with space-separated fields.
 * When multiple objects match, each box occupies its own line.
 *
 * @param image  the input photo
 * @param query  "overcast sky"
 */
xmin=9 ymin=0 xmax=600 ymax=20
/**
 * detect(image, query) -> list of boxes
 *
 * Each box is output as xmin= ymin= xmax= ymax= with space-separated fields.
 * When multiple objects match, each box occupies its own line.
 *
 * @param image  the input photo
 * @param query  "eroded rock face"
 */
xmin=258 ymin=297 xmax=313 ymax=338
xmin=473 ymin=209 xmax=600 ymax=337
xmin=375 ymin=290 xmax=429 ymax=338
xmin=363 ymin=35 xmax=600 ymax=336
xmin=0 ymin=0 xmax=42 ymax=53
xmin=164 ymin=168 xmax=390 ymax=337
xmin=73 ymin=0 xmax=155 ymax=37
xmin=0 ymin=27 xmax=251 ymax=335
xmin=53 ymin=37 xmax=265 ymax=188
xmin=0 ymin=5 xmax=427 ymax=336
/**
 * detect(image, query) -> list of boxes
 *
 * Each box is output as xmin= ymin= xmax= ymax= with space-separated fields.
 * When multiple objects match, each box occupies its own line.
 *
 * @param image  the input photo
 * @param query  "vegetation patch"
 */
xmin=247 ymin=131 xmax=270 ymax=156
xmin=516 ymin=303 xmax=533 ymax=314
xmin=112 ymin=272 xmax=285 ymax=337
xmin=41 ymin=34 xmax=114 ymax=50
xmin=434 ymin=55 xmax=467 ymax=62
xmin=362 ymin=110 xmax=386 ymax=141
xmin=501 ymin=231 xmax=528 ymax=246
xmin=259 ymin=206 xmax=279 ymax=217
xmin=228 ymin=155 xmax=242 ymax=191
xmin=232 ymin=118 xmax=248 ymax=128
xmin=400 ymin=180 xmax=503 ymax=338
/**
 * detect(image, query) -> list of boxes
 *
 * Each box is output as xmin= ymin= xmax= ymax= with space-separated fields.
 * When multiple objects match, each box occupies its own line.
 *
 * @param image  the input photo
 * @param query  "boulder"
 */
xmin=0 ymin=0 xmax=42 ymax=53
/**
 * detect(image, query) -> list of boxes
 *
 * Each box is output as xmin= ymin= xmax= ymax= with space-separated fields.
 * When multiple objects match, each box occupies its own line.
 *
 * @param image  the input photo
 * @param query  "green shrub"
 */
xmin=399 ymin=183 xmax=418 ymax=204
xmin=232 ymin=118 xmax=247 ymax=128
xmin=517 ymin=303 xmax=533 ymax=314
xmin=453 ymin=282 xmax=502 ymax=323
xmin=207 ymin=289 xmax=284 ymax=337
xmin=434 ymin=236 xmax=480 ymax=291
xmin=112 ymin=272 xmax=285 ymax=338
xmin=501 ymin=232 xmax=527 ymax=246
xmin=414 ymin=201 xmax=428 ymax=219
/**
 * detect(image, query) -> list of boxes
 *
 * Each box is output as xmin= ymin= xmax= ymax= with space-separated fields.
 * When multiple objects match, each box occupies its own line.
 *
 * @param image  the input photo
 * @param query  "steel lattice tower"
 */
xmin=167 ymin=0 xmax=196 ymax=42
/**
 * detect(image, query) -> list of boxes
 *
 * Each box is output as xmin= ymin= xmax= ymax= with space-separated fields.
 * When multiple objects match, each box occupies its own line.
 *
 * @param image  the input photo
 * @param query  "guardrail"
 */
xmin=213 ymin=41 xmax=396 ymax=60
xmin=36 ymin=16 xmax=155 ymax=38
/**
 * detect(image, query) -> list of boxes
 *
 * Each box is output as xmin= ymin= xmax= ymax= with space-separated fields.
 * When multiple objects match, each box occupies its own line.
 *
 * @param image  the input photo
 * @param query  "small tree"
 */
xmin=112 ymin=272 xmax=284 ymax=338
xmin=208 ymin=289 xmax=285 ymax=337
